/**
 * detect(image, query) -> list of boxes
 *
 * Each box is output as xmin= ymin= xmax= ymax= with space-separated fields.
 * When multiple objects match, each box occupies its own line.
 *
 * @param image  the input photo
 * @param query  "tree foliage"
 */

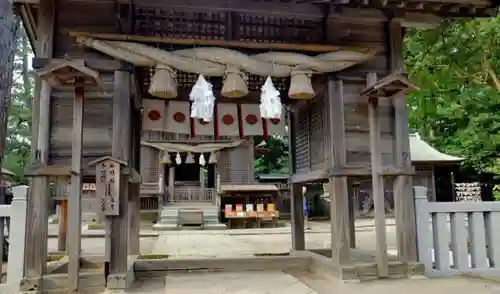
xmin=4 ymin=26 xmax=32 ymax=184
xmin=253 ymin=136 xmax=289 ymax=175
xmin=405 ymin=17 xmax=500 ymax=179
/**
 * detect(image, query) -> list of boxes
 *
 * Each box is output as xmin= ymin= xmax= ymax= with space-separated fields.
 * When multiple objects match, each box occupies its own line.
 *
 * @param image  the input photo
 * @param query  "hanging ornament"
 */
xmin=175 ymin=152 xmax=182 ymax=165
xmin=160 ymin=153 xmax=171 ymax=165
xmin=259 ymin=76 xmax=282 ymax=119
xmin=199 ymin=153 xmax=206 ymax=166
xmin=189 ymin=75 xmax=216 ymax=122
xmin=148 ymin=64 xmax=178 ymax=99
xmin=221 ymin=66 xmax=248 ymax=98
xmin=208 ymin=151 xmax=217 ymax=164
xmin=185 ymin=152 xmax=195 ymax=164
xmin=288 ymin=69 xmax=314 ymax=99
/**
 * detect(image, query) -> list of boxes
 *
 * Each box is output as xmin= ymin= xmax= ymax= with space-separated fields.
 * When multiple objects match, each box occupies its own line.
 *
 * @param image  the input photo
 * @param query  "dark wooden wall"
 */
xmin=291 ymin=21 xmax=392 ymax=172
xmin=49 ymin=0 xmax=118 ymax=167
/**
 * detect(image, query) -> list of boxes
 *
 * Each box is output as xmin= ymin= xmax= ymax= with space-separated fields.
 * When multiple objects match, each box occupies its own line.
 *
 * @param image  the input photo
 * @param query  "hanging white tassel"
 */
xmin=185 ymin=152 xmax=195 ymax=164
xmin=175 ymin=152 xmax=182 ymax=165
xmin=259 ymin=76 xmax=282 ymax=119
xmin=190 ymin=75 xmax=216 ymax=122
xmin=199 ymin=153 xmax=206 ymax=166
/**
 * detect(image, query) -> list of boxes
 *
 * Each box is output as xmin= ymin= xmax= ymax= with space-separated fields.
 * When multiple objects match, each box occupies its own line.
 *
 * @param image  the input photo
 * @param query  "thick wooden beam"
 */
xmin=25 ymin=0 xmax=54 ymax=281
xmin=326 ymin=76 xmax=350 ymax=265
xmin=67 ymin=83 xmax=85 ymax=291
xmin=389 ymin=19 xmax=418 ymax=263
xmin=108 ymin=69 xmax=131 ymax=286
xmin=367 ymin=72 xmax=389 ymax=277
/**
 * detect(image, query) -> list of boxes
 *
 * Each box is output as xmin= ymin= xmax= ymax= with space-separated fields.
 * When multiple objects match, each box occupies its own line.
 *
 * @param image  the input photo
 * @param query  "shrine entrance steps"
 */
xmin=153 ymin=202 xmax=227 ymax=231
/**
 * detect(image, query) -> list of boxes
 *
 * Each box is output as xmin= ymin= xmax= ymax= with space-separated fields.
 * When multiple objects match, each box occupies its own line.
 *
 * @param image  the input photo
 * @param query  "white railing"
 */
xmin=0 ymin=186 xmax=28 ymax=293
xmin=415 ymin=186 xmax=500 ymax=277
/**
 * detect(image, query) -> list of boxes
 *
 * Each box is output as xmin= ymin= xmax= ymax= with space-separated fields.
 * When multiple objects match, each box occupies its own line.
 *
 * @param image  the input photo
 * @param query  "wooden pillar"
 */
xmin=57 ymin=199 xmax=68 ymax=251
xmin=108 ymin=69 xmax=131 ymax=280
xmin=347 ymin=180 xmax=356 ymax=249
xmin=290 ymin=183 xmax=305 ymax=250
xmin=326 ymin=76 xmax=350 ymax=265
xmin=67 ymin=81 xmax=85 ymax=291
xmin=367 ymin=72 xmax=389 ymax=277
xmin=287 ymin=109 xmax=305 ymax=250
xmin=128 ymin=105 xmax=141 ymax=255
xmin=168 ymin=166 xmax=174 ymax=203
xmin=388 ymin=19 xmax=418 ymax=262
xmin=25 ymin=0 xmax=54 ymax=279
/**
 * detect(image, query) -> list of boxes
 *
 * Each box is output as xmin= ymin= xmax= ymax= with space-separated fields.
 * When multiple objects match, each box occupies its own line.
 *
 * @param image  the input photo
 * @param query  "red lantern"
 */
xmin=270 ymin=118 xmax=280 ymax=125
xmin=173 ymin=112 xmax=186 ymax=123
xmin=198 ymin=118 xmax=209 ymax=125
xmin=148 ymin=110 xmax=161 ymax=121
xmin=245 ymin=114 xmax=258 ymax=125
xmin=222 ymin=114 xmax=234 ymax=125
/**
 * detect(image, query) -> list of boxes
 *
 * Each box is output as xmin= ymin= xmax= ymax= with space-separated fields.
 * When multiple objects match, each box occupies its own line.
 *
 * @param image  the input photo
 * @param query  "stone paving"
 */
xmin=43 ymin=219 xmax=500 ymax=293
xmin=150 ymin=222 xmax=399 ymax=258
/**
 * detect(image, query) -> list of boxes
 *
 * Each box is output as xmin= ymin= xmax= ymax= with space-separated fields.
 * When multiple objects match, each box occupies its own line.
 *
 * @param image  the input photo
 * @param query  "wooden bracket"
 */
xmin=360 ymin=73 xmax=419 ymax=98
xmin=36 ymin=59 xmax=104 ymax=89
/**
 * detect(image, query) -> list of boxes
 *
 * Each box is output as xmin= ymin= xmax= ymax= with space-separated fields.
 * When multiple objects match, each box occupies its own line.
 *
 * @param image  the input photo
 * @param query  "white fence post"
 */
xmin=414 ymin=185 xmax=433 ymax=272
xmin=6 ymin=185 xmax=28 ymax=292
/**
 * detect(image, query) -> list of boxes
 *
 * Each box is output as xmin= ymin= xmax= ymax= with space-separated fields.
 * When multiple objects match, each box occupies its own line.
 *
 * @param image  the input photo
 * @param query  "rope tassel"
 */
xmin=190 ymin=74 xmax=215 ymax=122
xmin=259 ymin=76 xmax=282 ymax=120
xmin=160 ymin=153 xmax=171 ymax=165
xmin=208 ymin=151 xmax=217 ymax=164
xmin=185 ymin=152 xmax=195 ymax=164
xmin=199 ymin=153 xmax=206 ymax=166
xmin=175 ymin=152 xmax=182 ymax=165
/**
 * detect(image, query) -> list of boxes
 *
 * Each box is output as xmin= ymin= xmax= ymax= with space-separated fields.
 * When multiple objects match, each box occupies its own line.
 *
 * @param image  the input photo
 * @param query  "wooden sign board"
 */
xmin=95 ymin=160 xmax=121 ymax=216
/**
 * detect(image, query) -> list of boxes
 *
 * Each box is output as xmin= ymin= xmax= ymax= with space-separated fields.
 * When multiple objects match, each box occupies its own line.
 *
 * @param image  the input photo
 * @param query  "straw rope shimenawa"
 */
xmin=76 ymin=36 xmax=377 ymax=100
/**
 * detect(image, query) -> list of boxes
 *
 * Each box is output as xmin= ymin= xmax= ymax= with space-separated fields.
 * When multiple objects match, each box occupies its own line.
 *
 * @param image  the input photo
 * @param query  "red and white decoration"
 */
xmin=240 ymin=104 xmax=264 ymax=136
xmin=265 ymin=110 xmax=286 ymax=136
xmin=165 ymin=101 xmax=191 ymax=134
xmin=143 ymin=100 xmax=286 ymax=137
xmin=142 ymin=99 xmax=165 ymax=131
xmin=193 ymin=117 xmax=214 ymax=136
xmin=216 ymin=103 xmax=239 ymax=137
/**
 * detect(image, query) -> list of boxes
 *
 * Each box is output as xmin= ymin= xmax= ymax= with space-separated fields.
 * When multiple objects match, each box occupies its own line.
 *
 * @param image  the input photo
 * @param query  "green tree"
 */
xmin=4 ymin=26 xmax=33 ymax=184
xmin=253 ymin=136 xmax=289 ymax=174
xmin=405 ymin=17 xmax=500 ymax=179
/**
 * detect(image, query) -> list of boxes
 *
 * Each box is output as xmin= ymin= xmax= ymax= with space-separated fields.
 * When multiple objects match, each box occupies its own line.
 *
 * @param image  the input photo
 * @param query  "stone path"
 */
xmin=150 ymin=224 xmax=398 ymax=258
xmin=124 ymin=271 xmax=499 ymax=294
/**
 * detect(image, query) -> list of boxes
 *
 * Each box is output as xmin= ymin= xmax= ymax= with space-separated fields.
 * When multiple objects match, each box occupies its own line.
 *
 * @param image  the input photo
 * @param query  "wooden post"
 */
xmin=290 ymin=183 xmax=305 ymax=250
xmin=128 ymin=105 xmax=141 ymax=255
xmin=326 ymin=76 xmax=350 ymax=265
xmin=388 ymin=19 xmax=418 ymax=262
xmin=287 ymin=109 xmax=305 ymax=250
xmin=347 ymin=180 xmax=356 ymax=249
xmin=168 ymin=166 xmax=175 ymax=203
xmin=25 ymin=0 xmax=54 ymax=279
xmin=57 ymin=199 xmax=68 ymax=251
xmin=67 ymin=81 xmax=85 ymax=291
xmin=108 ymin=69 xmax=131 ymax=283
xmin=367 ymin=72 xmax=389 ymax=277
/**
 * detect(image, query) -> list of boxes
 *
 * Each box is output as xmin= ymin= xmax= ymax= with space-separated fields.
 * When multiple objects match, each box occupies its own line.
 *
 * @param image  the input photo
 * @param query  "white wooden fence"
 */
xmin=415 ymin=186 xmax=500 ymax=277
xmin=0 ymin=186 xmax=28 ymax=293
